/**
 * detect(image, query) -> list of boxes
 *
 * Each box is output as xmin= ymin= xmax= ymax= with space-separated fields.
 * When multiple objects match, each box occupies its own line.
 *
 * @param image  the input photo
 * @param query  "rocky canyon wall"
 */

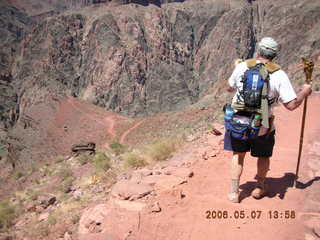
xmin=13 ymin=0 xmax=320 ymax=119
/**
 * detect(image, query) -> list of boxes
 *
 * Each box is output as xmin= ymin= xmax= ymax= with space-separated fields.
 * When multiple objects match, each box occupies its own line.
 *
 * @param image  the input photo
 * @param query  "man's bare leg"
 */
xmin=229 ymin=152 xmax=246 ymax=203
xmin=251 ymin=157 xmax=270 ymax=199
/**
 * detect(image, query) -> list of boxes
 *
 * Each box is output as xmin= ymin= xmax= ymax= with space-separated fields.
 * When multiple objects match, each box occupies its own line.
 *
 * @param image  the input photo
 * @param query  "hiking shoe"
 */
xmin=251 ymin=185 xmax=267 ymax=199
xmin=228 ymin=192 xmax=239 ymax=203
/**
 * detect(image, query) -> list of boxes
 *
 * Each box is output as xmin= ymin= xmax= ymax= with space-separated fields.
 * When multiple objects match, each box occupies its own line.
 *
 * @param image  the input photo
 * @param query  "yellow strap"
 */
xmin=245 ymin=59 xmax=281 ymax=73
xmin=265 ymin=62 xmax=281 ymax=73
xmin=245 ymin=59 xmax=257 ymax=68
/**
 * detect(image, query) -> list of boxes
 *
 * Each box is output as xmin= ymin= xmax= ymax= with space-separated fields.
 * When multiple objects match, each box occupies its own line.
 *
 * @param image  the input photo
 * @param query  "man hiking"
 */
xmin=224 ymin=37 xmax=312 ymax=203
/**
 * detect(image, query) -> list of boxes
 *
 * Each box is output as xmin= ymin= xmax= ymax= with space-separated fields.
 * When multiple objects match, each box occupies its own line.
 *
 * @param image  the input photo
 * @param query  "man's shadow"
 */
xmin=239 ymin=172 xmax=320 ymax=202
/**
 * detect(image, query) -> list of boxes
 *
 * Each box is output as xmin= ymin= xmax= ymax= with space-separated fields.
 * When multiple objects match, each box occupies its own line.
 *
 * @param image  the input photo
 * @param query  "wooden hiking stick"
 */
xmin=294 ymin=58 xmax=314 ymax=187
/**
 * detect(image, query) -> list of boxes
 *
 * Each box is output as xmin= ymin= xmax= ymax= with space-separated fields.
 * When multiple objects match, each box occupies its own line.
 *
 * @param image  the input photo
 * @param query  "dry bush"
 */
xmin=92 ymin=152 xmax=111 ymax=172
xmin=59 ymin=176 xmax=75 ymax=193
xmin=0 ymin=200 xmax=16 ymax=230
xmin=146 ymin=139 xmax=181 ymax=162
xmin=122 ymin=151 xmax=146 ymax=168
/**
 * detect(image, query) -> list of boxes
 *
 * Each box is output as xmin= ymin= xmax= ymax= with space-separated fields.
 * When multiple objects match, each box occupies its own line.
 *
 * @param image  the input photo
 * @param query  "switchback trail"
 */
xmin=67 ymin=97 xmax=146 ymax=146
xmin=119 ymin=118 xmax=147 ymax=145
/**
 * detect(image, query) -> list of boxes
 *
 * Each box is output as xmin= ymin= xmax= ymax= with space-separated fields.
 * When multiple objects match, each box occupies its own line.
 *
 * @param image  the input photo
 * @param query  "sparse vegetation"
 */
xmin=56 ymin=166 xmax=73 ymax=181
xmin=59 ymin=175 xmax=75 ymax=193
xmin=123 ymin=151 xmax=146 ymax=168
xmin=92 ymin=152 xmax=111 ymax=172
xmin=0 ymin=200 xmax=16 ymax=229
xmin=24 ymin=220 xmax=50 ymax=239
xmin=37 ymin=222 xmax=50 ymax=238
xmin=76 ymin=153 xmax=93 ymax=165
xmin=109 ymin=141 xmax=127 ymax=155
xmin=26 ymin=189 xmax=39 ymax=201
xmin=314 ymin=82 xmax=320 ymax=91
xmin=55 ymin=156 xmax=65 ymax=163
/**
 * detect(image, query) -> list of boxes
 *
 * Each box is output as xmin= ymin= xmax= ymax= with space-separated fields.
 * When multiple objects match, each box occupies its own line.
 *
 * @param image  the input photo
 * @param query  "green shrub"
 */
xmin=14 ymin=171 xmax=24 ymax=180
xmin=123 ymin=151 xmax=146 ymax=168
xmin=0 ymin=200 xmax=16 ymax=229
xmin=93 ymin=152 xmax=111 ymax=172
xmin=71 ymin=215 xmax=80 ymax=224
xmin=146 ymin=139 xmax=179 ymax=162
xmin=0 ymin=142 xmax=7 ymax=158
xmin=47 ymin=215 xmax=57 ymax=225
xmin=109 ymin=142 xmax=127 ymax=155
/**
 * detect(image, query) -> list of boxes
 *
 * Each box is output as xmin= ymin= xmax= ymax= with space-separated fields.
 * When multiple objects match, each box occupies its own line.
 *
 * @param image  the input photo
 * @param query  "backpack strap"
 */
xmin=245 ymin=59 xmax=281 ymax=73
xmin=265 ymin=62 xmax=281 ymax=73
xmin=245 ymin=59 xmax=257 ymax=68
xmin=259 ymin=65 xmax=270 ymax=128
xmin=244 ymin=59 xmax=281 ymax=128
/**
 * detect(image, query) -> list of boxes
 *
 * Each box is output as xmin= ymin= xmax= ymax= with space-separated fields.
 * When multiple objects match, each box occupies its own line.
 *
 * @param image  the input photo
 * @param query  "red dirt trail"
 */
xmin=66 ymin=97 xmax=141 ymax=145
xmin=119 ymin=118 xmax=147 ymax=145
xmin=67 ymin=98 xmax=117 ymax=139
xmin=130 ymin=94 xmax=320 ymax=240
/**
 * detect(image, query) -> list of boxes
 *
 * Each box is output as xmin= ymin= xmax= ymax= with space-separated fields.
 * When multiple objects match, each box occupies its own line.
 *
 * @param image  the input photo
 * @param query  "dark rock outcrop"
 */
xmin=15 ymin=2 xmax=228 ymax=117
xmin=0 ymin=6 xmax=33 ymax=131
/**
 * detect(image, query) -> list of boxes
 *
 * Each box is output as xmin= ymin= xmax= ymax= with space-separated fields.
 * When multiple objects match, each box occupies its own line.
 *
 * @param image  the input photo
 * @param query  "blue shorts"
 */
xmin=224 ymin=130 xmax=276 ymax=157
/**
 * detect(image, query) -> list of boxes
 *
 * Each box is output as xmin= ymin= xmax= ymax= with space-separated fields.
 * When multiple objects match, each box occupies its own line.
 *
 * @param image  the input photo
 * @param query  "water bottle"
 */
xmin=224 ymin=104 xmax=234 ymax=121
xmin=252 ymin=114 xmax=262 ymax=128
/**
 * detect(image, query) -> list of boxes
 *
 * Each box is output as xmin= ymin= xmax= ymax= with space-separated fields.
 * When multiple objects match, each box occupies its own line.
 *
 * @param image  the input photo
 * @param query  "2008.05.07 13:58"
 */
xmin=205 ymin=210 xmax=296 ymax=219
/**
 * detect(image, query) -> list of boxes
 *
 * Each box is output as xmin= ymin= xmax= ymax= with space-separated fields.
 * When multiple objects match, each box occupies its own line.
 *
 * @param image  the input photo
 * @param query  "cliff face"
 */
xmin=7 ymin=0 xmax=185 ymax=20
xmin=0 ymin=5 xmax=33 ymax=133
xmin=14 ymin=1 xmax=230 ymax=118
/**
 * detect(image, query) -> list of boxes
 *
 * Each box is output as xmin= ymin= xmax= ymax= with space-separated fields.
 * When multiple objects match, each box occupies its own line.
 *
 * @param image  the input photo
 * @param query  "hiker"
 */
xmin=224 ymin=37 xmax=312 ymax=203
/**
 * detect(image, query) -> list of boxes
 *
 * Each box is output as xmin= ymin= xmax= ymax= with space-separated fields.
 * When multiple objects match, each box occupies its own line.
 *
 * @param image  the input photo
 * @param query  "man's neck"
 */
xmin=256 ymin=56 xmax=271 ymax=64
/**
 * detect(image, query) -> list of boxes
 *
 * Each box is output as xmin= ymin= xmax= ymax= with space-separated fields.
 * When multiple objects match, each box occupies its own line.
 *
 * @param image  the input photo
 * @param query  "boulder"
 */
xmin=38 ymin=212 xmax=49 ymax=222
xmin=37 ymin=195 xmax=56 ymax=208
xmin=111 ymin=180 xmax=153 ymax=200
xmin=149 ymin=201 xmax=161 ymax=213
xmin=78 ymin=204 xmax=109 ymax=235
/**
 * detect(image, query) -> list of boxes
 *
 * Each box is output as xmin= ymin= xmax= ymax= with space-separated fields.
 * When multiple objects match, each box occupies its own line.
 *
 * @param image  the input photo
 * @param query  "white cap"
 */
xmin=258 ymin=37 xmax=278 ymax=56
